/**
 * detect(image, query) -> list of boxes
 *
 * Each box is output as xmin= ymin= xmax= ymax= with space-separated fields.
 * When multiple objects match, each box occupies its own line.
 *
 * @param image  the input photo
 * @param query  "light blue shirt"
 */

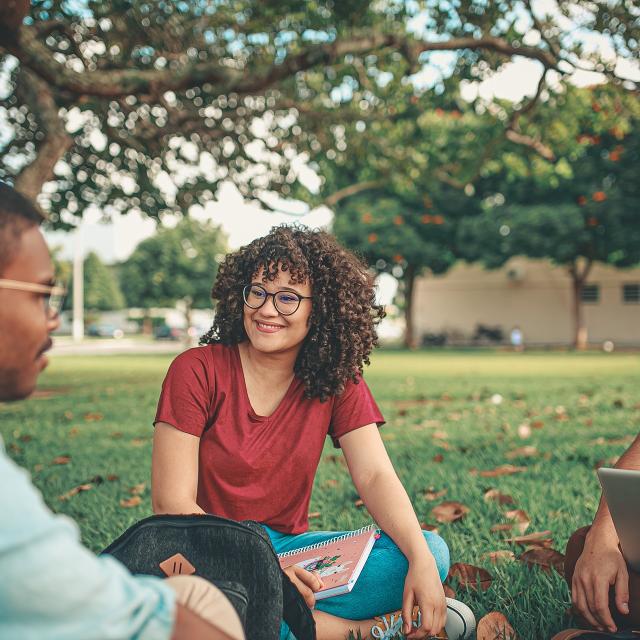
xmin=0 ymin=437 xmax=176 ymax=639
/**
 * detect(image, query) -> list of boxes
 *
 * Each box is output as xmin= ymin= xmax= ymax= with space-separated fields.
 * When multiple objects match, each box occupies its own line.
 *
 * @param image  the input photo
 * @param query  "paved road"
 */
xmin=51 ymin=337 xmax=186 ymax=356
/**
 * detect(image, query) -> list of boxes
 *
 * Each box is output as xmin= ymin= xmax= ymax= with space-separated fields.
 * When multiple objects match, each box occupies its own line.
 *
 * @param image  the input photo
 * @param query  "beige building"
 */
xmin=413 ymin=258 xmax=640 ymax=347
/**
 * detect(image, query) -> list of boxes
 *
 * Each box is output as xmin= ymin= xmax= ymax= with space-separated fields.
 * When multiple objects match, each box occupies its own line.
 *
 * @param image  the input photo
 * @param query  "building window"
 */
xmin=581 ymin=284 xmax=600 ymax=303
xmin=623 ymin=283 xmax=640 ymax=304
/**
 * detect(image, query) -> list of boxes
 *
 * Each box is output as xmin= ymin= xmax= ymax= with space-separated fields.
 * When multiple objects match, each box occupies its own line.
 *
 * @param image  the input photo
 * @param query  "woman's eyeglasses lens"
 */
xmin=243 ymin=285 xmax=301 ymax=315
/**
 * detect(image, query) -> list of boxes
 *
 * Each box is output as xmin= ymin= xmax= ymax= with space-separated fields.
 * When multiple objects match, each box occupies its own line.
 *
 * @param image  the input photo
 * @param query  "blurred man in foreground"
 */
xmin=0 ymin=182 xmax=243 ymax=640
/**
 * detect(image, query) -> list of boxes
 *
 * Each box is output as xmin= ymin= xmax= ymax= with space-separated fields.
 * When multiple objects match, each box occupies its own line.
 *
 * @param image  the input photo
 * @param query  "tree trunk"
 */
xmin=183 ymin=296 xmax=193 ymax=348
xmin=568 ymin=259 xmax=593 ymax=350
xmin=14 ymin=69 xmax=71 ymax=202
xmin=142 ymin=310 xmax=153 ymax=336
xmin=403 ymin=264 xmax=418 ymax=350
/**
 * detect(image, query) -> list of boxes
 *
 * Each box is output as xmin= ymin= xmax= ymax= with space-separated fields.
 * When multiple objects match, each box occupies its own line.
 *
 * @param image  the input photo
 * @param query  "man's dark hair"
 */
xmin=0 ymin=182 xmax=44 ymax=274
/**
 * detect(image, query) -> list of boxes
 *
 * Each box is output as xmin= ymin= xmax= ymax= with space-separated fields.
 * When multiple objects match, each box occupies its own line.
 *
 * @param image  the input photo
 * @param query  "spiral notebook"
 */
xmin=277 ymin=525 xmax=379 ymax=600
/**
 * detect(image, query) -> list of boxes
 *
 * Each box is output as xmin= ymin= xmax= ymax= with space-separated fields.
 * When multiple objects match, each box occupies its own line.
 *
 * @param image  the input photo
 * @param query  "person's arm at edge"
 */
xmin=590 ymin=434 xmax=640 ymax=537
xmin=572 ymin=435 xmax=640 ymax=631
xmin=339 ymin=424 xmax=446 ymax=639
xmin=152 ymin=422 xmax=205 ymax=514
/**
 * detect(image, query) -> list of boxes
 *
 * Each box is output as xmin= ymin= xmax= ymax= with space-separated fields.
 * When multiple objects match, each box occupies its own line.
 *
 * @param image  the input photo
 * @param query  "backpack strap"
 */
xmin=242 ymin=521 xmax=316 ymax=640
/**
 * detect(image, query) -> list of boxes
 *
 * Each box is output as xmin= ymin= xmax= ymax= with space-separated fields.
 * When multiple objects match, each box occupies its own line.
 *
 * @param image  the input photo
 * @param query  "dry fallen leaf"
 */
xmin=479 ymin=464 xmax=527 ymax=478
xmin=107 ymin=474 xmax=119 ymax=481
xmin=483 ymin=489 xmax=515 ymax=505
xmin=83 ymin=412 xmax=104 ymax=422
xmin=443 ymin=584 xmax=456 ymax=599
xmin=447 ymin=563 xmax=493 ymax=592
xmin=505 ymin=446 xmax=538 ymax=459
xmin=354 ymin=498 xmax=365 ymax=508
xmin=476 ymin=611 xmax=517 ymax=640
xmin=129 ymin=483 xmax=146 ymax=495
xmin=59 ymin=483 xmax=93 ymax=501
xmin=433 ymin=454 xmax=444 ymax=463
xmin=531 ymin=420 xmax=544 ymax=429
xmin=308 ymin=511 xmax=321 ymax=519
xmin=520 ymin=547 xmax=565 ymax=574
xmin=52 ymin=455 xmax=71 ymax=465
xmin=431 ymin=501 xmax=470 ymax=523
xmin=505 ymin=530 xmax=553 ymax=547
xmin=480 ymin=550 xmax=516 ymax=564
xmin=120 ymin=496 xmax=142 ymax=508
xmin=505 ymin=509 xmax=531 ymax=534
xmin=424 ymin=487 xmax=448 ymax=501
xmin=324 ymin=479 xmax=339 ymax=488
xmin=490 ymin=523 xmax=515 ymax=534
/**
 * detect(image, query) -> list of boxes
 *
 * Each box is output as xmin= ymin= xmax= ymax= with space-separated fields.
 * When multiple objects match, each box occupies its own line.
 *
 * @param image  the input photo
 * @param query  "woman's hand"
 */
xmin=402 ymin=558 xmax=447 ymax=639
xmin=572 ymin=529 xmax=629 ymax=632
xmin=283 ymin=565 xmax=324 ymax=609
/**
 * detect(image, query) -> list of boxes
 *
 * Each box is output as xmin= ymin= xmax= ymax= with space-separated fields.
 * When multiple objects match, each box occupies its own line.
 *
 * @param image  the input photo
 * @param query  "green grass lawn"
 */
xmin=1 ymin=349 xmax=639 ymax=639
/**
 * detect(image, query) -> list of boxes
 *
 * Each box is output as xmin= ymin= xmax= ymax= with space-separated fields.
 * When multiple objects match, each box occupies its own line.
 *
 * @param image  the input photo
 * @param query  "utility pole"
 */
xmin=72 ymin=227 xmax=84 ymax=342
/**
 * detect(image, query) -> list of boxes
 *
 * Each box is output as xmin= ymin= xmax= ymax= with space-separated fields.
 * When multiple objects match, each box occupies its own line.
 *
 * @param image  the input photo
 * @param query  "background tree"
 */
xmin=1 ymin=0 xmax=637 ymax=227
xmin=457 ymin=85 xmax=640 ymax=349
xmin=54 ymin=250 xmax=124 ymax=313
xmin=309 ymin=87 xmax=499 ymax=347
xmin=83 ymin=251 xmax=125 ymax=311
xmin=119 ymin=217 xmax=227 ymax=332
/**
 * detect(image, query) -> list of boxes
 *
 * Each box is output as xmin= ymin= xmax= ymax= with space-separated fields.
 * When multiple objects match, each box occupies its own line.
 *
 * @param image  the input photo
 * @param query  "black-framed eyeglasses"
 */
xmin=0 ymin=278 xmax=67 ymax=316
xmin=242 ymin=284 xmax=312 ymax=316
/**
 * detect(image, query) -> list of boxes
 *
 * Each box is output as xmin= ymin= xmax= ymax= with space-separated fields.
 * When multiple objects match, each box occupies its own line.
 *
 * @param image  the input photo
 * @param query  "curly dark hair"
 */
xmin=200 ymin=224 xmax=385 ymax=401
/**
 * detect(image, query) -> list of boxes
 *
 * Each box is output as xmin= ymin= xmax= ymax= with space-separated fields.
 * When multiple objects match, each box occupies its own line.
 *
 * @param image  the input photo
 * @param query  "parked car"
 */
xmin=87 ymin=323 xmax=124 ymax=339
xmin=154 ymin=324 xmax=183 ymax=341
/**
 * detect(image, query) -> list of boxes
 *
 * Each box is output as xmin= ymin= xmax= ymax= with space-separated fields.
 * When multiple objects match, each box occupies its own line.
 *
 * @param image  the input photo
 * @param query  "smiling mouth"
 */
xmin=255 ymin=321 xmax=285 ymax=332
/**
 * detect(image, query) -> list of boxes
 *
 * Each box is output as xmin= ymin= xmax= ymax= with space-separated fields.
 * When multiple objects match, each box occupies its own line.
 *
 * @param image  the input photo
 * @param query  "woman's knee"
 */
xmin=423 ymin=531 xmax=450 ymax=582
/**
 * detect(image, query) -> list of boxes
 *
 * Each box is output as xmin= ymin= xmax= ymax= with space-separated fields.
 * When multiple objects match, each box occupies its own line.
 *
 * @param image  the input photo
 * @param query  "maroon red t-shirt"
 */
xmin=154 ymin=343 xmax=385 ymax=534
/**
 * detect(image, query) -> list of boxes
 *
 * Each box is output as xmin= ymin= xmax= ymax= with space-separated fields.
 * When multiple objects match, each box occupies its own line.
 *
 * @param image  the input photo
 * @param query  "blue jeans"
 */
xmin=262 ymin=525 xmax=450 ymax=640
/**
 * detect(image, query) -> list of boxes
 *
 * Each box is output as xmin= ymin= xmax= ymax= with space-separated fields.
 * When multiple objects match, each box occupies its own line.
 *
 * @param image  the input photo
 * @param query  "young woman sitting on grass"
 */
xmin=151 ymin=225 xmax=474 ymax=640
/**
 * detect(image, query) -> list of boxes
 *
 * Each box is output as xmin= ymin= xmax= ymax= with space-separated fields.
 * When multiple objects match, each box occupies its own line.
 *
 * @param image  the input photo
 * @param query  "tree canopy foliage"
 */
xmin=119 ymin=217 xmax=227 ymax=313
xmin=1 ymin=0 xmax=638 ymax=228
xmin=457 ymin=85 xmax=640 ymax=347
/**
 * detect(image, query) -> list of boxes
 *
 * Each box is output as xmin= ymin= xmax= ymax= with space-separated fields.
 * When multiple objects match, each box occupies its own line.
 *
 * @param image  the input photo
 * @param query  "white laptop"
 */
xmin=597 ymin=467 xmax=640 ymax=571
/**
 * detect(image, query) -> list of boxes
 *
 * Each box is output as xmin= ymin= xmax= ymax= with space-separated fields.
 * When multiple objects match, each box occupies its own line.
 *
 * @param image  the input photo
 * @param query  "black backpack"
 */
xmin=102 ymin=514 xmax=316 ymax=640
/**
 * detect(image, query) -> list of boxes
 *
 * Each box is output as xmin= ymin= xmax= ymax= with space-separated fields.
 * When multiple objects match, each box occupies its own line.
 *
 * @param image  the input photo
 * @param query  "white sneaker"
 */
xmin=369 ymin=598 xmax=475 ymax=639
xmin=444 ymin=597 xmax=476 ymax=639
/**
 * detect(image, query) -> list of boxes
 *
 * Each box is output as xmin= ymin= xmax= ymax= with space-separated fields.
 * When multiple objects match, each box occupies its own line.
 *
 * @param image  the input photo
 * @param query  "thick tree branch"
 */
xmin=13 ymin=69 xmax=72 ymax=201
xmin=6 ymin=26 xmax=563 ymax=99
xmin=505 ymin=69 xmax=556 ymax=162
xmin=324 ymin=180 xmax=382 ymax=207
xmin=409 ymin=35 xmax=558 ymax=71
xmin=504 ymin=129 xmax=555 ymax=162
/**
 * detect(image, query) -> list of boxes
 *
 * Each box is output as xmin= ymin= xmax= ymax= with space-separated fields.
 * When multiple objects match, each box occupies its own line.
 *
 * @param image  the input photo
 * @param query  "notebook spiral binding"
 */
xmin=277 ymin=524 xmax=379 ymax=558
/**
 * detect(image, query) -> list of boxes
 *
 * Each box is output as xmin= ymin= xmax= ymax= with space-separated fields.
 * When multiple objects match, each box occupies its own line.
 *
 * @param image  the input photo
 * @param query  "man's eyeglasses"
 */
xmin=242 ymin=284 xmax=311 ymax=316
xmin=0 ymin=278 xmax=67 ymax=316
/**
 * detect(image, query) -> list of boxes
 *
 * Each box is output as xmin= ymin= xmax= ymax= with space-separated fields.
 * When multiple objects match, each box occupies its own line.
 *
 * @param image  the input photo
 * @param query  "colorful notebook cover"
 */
xmin=277 ymin=525 xmax=379 ymax=600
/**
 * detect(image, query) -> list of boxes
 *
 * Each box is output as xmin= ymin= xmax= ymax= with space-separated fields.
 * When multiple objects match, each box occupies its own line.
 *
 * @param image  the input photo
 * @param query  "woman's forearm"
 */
xmin=357 ymin=469 xmax=433 ymax=565
xmin=153 ymin=496 xmax=205 ymax=515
